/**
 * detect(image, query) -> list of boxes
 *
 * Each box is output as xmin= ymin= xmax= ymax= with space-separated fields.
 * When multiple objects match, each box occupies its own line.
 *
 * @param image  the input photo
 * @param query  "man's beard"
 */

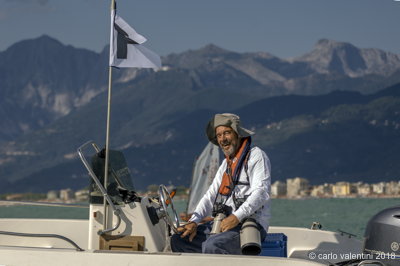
xmin=220 ymin=140 xmax=239 ymax=158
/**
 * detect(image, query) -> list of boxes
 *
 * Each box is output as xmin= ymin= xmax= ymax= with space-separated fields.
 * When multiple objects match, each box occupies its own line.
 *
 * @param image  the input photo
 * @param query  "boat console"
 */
xmin=78 ymin=141 xmax=179 ymax=252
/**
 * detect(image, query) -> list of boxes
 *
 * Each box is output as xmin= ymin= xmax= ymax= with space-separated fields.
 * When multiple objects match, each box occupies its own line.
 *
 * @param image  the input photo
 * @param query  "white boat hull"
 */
xmin=0 ymin=217 xmax=361 ymax=266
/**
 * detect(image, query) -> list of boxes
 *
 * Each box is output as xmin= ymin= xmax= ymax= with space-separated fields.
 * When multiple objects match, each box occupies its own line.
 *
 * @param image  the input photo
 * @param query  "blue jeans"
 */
xmin=170 ymin=221 xmax=267 ymax=254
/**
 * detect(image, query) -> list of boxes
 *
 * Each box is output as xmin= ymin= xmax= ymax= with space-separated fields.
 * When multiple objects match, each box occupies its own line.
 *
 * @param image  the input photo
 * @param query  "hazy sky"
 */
xmin=1 ymin=0 xmax=399 ymax=58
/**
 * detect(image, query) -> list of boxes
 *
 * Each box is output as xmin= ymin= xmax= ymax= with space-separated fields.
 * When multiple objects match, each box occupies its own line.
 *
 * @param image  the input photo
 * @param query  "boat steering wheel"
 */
xmin=158 ymin=185 xmax=180 ymax=233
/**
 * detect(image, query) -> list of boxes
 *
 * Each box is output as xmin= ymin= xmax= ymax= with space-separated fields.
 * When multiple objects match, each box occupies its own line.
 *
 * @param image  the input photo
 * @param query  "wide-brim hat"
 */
xmin=206 ymin=113 xmax=255 ymax=145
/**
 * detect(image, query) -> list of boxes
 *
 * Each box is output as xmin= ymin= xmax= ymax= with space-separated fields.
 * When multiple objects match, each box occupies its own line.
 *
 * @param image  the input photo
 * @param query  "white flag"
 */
xmin=109 ymin=9 xmax=161 ymax=69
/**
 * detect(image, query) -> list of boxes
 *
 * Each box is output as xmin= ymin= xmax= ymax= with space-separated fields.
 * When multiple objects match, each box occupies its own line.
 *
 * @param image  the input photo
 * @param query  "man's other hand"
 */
xmin=177 ymin=221 xmax=197 ymax=242
xmin=220 ymin=214 xmax=239 ymax=232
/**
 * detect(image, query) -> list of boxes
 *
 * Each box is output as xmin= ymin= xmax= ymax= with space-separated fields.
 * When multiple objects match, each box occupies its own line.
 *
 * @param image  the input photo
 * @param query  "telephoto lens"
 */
xmin=240 ymin=218 xmax=261 ymax=255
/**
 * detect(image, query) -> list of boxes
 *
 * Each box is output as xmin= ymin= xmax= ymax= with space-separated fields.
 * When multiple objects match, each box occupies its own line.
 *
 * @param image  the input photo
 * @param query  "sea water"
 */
xmin=269 ymin=198 xmax=400 ymax=238
xmin=1 ymin=198 xmax=399 ymax=239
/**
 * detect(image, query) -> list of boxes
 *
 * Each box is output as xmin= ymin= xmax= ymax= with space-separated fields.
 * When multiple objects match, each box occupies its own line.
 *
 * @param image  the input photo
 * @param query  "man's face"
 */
xmin=216 ymin=126 xmax=240 ymax=158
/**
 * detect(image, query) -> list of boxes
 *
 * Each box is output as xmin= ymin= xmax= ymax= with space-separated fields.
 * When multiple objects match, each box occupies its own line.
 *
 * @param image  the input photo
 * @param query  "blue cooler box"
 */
xmin=260 ymin=233 xmax=287 ymax=257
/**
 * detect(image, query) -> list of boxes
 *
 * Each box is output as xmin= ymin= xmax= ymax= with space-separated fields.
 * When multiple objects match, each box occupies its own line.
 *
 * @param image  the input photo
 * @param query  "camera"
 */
xmin=210 ymin=203 xmax=232 ymax=234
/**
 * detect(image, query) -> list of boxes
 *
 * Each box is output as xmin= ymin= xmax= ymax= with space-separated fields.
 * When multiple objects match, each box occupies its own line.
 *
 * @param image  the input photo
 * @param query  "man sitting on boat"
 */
xmin=170 ymin=113 xmax=271 ymax=254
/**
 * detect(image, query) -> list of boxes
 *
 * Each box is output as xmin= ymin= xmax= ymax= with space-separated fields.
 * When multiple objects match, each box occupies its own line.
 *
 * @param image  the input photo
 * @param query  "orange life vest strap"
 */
xmin=218 ymin=137 xmax=250 ymax=196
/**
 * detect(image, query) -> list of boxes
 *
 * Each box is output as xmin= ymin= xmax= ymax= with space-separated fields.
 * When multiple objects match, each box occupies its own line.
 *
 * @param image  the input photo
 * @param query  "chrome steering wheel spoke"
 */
xmin=158 ymin=184 xmax=180 ymax=233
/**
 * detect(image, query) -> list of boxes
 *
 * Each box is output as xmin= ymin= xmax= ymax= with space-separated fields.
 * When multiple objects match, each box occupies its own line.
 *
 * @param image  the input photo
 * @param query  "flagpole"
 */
xmin=103 ymin=0 xmax=161 ymax=232
xmin=103 ymin=0 xmax=116 ymax=232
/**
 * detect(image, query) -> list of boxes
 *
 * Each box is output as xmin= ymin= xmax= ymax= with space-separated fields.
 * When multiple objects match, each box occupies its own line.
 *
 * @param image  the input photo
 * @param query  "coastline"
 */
xmin=2 ymin=194 xmax=399 ymax=207
xmin=0 ymin=201 xmax=18 ymax=207
xmin=273 ymin=194 xmax=400 ymax=200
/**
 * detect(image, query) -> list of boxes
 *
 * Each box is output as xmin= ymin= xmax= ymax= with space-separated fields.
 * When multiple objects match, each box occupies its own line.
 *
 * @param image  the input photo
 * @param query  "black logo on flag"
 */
xmin=114 ymin=23 xmax=139 ymax=59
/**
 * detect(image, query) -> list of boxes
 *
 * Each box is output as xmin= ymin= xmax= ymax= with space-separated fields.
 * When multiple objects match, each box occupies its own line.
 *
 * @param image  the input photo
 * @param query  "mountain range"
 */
xmin=0 ymin=36 xmax=399 ymax=193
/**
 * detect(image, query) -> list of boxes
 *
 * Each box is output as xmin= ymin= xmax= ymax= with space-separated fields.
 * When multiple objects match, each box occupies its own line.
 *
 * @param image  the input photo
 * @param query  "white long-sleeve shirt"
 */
xmin=189 ymin=146 xmax=271 ymax=232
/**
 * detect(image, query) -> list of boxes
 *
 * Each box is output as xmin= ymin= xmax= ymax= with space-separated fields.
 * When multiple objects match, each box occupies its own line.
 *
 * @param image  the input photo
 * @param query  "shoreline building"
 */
xmin=287 ymin=177 xmax=309 ymax=198
xmin=310 ymin=183 xmax=333 ymax=197
xmin=271 ymin=181 xmax=287 ymax=197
